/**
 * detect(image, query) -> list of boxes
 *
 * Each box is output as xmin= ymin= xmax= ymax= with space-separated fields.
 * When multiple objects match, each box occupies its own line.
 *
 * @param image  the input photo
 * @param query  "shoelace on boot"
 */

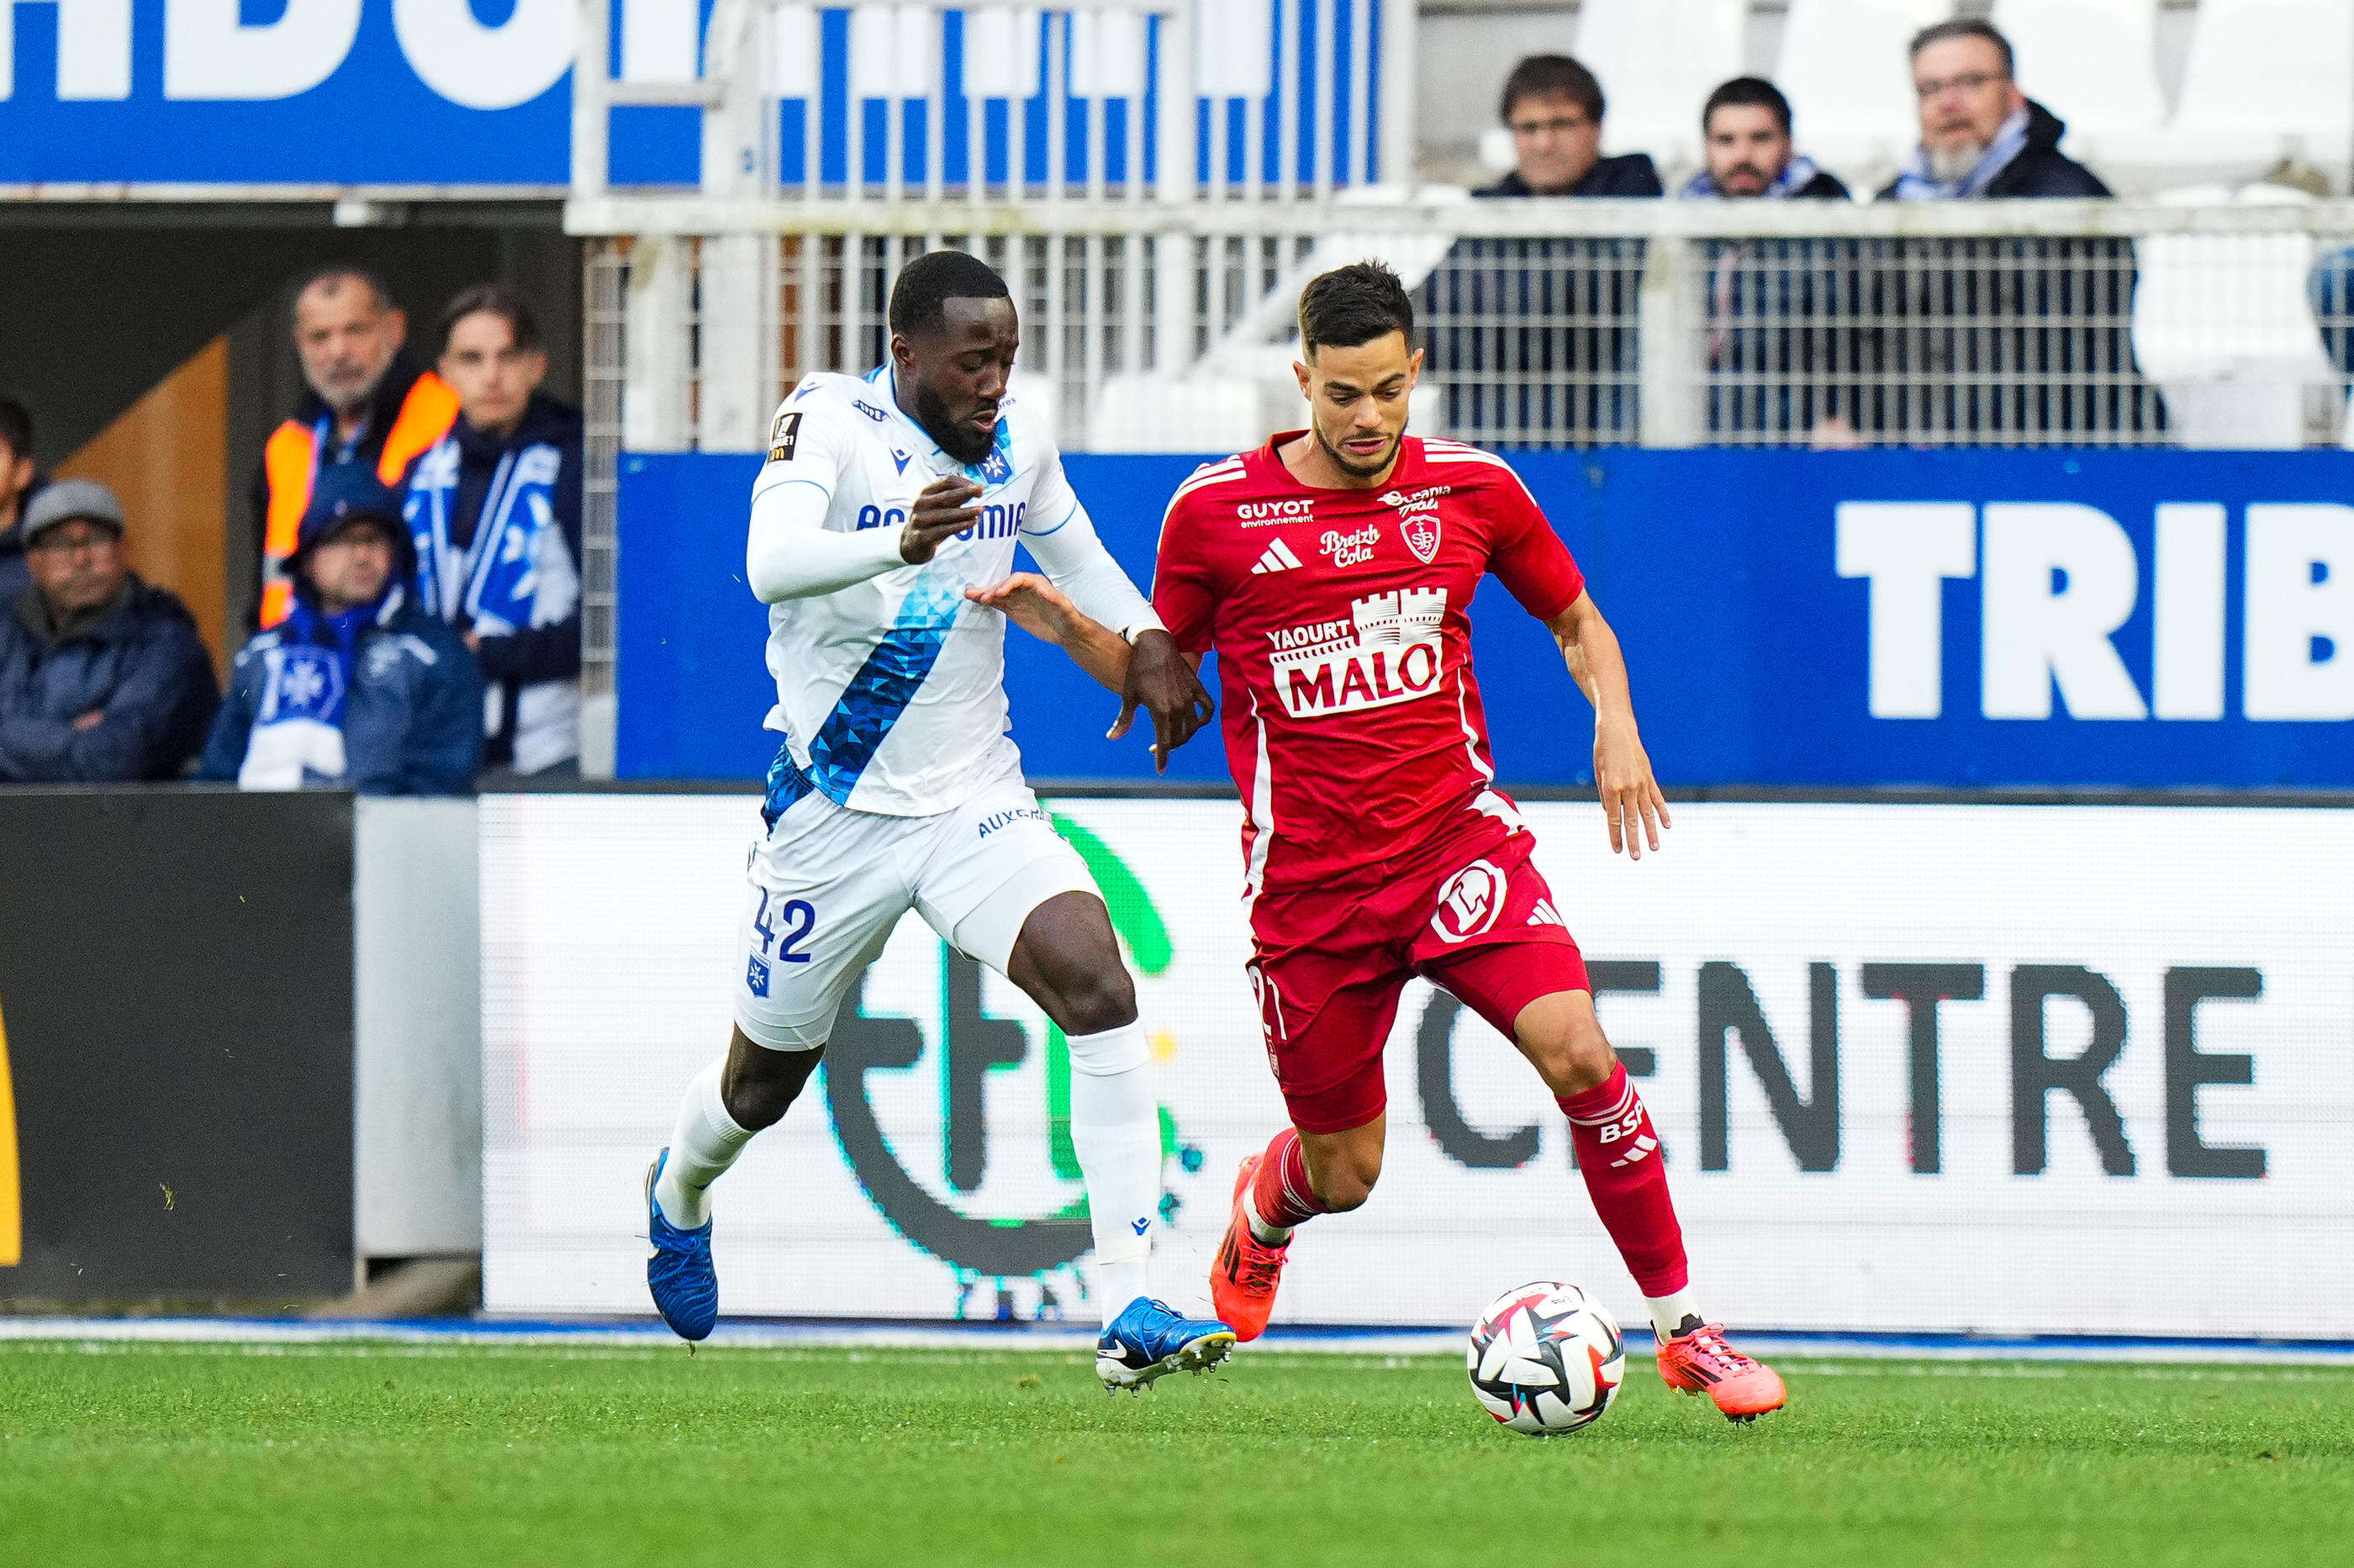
xmin=1679 ymin=1323 xmax=1757 ymax=1374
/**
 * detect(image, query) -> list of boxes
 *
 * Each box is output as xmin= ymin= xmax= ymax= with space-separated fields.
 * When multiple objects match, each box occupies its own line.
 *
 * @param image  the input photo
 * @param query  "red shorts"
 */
xmin=1245 ymin=822 xmax=1588 ymax=1135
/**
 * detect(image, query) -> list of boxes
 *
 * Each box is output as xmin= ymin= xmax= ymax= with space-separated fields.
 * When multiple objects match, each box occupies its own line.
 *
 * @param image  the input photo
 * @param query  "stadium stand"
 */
xmin=1772 ymin=0 xmax=1953 ymax=192
xmin=2132 ymin=182 xmax=2344 ymax=447
xmin=1990 ymin=0 xmax=2168 ymax=177
xmin=1569 ymin=0 xmax=1747 ymax=176
xmin=2110 ymin=0 xmax=2354 ymax=191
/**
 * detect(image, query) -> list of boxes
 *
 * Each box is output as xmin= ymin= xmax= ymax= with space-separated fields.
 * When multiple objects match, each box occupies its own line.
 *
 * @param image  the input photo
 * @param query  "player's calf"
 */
xmin=1298 ymin=1123 xmax=1384 ymax=1212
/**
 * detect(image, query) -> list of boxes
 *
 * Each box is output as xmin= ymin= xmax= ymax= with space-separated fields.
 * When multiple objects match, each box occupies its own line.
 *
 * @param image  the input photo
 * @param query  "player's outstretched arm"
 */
xmin=966 ymin=573 xmax=1213 ymax=773
xmin=968 ymin=573 xmax=1129 ymax=689
xmin=1548 ymin=590 xmax=1671 ymax=860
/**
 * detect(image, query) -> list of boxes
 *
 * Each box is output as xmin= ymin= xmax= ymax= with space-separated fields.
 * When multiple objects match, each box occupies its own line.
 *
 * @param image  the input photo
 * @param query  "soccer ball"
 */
xmin=1466 ymin=1280 xmax=1625 ymax=1436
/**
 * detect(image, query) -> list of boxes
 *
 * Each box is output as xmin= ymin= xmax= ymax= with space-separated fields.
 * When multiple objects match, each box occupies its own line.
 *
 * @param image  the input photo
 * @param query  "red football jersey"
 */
xmin=1152 ymin=433 xmax=1586 ymax=900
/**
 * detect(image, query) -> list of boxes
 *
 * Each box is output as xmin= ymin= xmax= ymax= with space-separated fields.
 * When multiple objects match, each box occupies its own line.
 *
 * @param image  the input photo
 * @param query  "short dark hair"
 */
xmin=1499 ymin=54 xmax=1603 ymax=127
xmin=1297 ymin=261 xmax=1414 ymax=357
xmin=1704 ymin=77 xmax=1793 ymax=137
xmin=0 ymin=395 xmax=29 ymax=462
xmin=441 ymin=282 xmax=542 ymax=355
xmin=294 ymin=263 xmax=396 ymax=315
xmin=888 ymin=249 xmax=1011 ymax=339
xmin=1908 ymin=17 xmax=2014 ymax=78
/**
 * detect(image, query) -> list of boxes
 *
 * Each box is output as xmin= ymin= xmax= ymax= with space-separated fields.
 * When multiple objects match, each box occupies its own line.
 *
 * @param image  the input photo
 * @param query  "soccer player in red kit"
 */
xmin=1150 ymin=262 xmax=1784 ymax=1419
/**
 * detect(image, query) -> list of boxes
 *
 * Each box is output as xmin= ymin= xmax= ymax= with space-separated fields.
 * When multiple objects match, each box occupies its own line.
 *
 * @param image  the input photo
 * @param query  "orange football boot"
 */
xmin=1209 ymin=1154 xmax=1291 ymax=1342
xmin=1656 ymin=1322 xmax=1787 ymax=1422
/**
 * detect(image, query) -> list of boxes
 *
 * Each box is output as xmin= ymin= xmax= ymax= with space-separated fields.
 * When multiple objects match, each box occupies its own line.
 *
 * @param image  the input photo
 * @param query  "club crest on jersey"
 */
xmin=1431 ymin=858 xmax=1508 ymax=944
xmin=1266 ymin=588 xmax=1447 ymax=718
xmin=1379 ymin=486 xmax=1449 ymax=564
xmin=980 ymin=448 xmax=1013 ymax=486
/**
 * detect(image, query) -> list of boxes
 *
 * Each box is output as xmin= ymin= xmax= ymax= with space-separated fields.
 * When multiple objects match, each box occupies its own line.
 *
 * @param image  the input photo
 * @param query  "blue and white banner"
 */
xmin=0 ymin=0 xmax=578 ymax=184
xmin=615 ymin=448 xmax=2354 ymax=790
xmin=1 ymin=1 xmax=1377 ymax=190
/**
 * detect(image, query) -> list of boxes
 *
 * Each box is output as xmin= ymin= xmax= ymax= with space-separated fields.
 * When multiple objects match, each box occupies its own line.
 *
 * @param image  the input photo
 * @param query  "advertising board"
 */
xmin=614 ymin=448 xmax=2354 ymax=789
xmin=481 ymin=793 xmax=2354 ymax=1338
xmin=0 ymin=789 xmax=356 ymax=1304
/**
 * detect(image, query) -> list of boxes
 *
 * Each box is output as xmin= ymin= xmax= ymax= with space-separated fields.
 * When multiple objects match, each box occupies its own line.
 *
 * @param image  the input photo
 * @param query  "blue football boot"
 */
xmin=645 ymin=1149 xmax=718 ymax=1342
xmin=1095 ymin=1297 xmax=1238 ymax=1391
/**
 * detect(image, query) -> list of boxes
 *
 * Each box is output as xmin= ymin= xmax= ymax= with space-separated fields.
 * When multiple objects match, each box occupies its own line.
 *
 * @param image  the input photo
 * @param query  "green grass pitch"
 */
xmin=2 ymin=1342 xmax=2349 ymax=1568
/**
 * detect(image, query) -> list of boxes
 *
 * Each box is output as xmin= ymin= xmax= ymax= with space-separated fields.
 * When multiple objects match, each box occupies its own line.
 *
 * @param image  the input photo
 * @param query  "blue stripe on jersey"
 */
xmin=800 ymin=568 xmax=966 ymax=805
xmin=761 ymin=742 xmax=815 ymax=830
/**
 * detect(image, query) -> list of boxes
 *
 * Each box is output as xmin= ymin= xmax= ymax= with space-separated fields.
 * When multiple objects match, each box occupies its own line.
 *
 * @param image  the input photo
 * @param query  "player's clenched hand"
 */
xmin=1594 ymin=712 xmax=1670 ymax=860
xmin=899 ymin=476 xmax=984 ymax=564
xmin=964 ymin=572 xmax=1080 ymax=644
xmin=1111 ymin=630 xmax=1215 ymax=774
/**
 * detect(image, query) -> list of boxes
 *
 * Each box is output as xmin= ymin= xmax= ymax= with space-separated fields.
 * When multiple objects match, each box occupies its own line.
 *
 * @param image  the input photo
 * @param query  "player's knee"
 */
xmin=722 ymin=1041 xmax=821 ymax=1130
xmin=1516 ymin=1007 xmax=1610 ymax=1092
xmin=1520 ymin=1022 xmax=1614 ymax=1097
xmin=1051 ymin=965 xmax=1137 ymax=1037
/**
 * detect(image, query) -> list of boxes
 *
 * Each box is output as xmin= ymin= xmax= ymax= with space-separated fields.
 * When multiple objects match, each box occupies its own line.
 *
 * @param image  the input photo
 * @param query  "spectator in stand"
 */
xmin=1427 ymin=55 xmax=1660 ymax=445
xmin=1868 ymin=18 xmax=2161 ymax=439
xmin=403 ymin=285 xmax=584 ymax=779
xmin=250 ymin=265 xmax=458 ymax=630
xmin=203 ymin=464 xmax=481 ymax=796
xmin=1680 ymin=77 xmax=1848 ymax=202
xmin=1679 ymin=79 xmax=1861 ymax=442
xmin=0 ymin=480 xmax=219 ymax=783
xmin=1476 ymin=55 xmax=1662 ymax=199
xmin=0 ymin=395 xmax=51 ymax=607
xmin=1882 ymin=18 xmax=2105 ymax=201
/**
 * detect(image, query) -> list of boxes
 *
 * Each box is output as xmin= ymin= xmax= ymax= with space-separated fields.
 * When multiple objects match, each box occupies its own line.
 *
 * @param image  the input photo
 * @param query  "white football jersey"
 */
xmin=749 ymin=367 xmax=1084 ymax=816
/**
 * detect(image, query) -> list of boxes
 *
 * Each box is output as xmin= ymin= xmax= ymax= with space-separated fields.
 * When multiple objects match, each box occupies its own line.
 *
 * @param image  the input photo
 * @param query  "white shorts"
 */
xmin=731 ymin=773 xmax=1098 ymax=1050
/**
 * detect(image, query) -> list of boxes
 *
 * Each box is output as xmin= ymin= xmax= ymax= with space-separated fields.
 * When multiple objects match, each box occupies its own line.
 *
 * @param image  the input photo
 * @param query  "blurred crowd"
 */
xmin=0 ymin=269 xmax=581 ymax=796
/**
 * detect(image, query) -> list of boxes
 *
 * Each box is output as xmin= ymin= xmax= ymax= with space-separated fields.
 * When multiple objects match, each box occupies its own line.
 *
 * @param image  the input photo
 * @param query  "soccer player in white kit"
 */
xmin=643 ymin=251 xmax=1237 ymax=1390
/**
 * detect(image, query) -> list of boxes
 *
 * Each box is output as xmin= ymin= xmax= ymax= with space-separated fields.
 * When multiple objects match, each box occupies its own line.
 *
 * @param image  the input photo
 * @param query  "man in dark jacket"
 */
xmin=1871 ymin=18 xmax=2162 ymax=440
xmin=0 ymin=394 xmax=50 ymax=608
xmin=0 ymin=479 xmax=219 ymax=783
xmin=1679 ymin=78 xmax=1860 ymax=441
xmin=249 ymin=266 xmax=458 ymax=630
xmin=203 ymin=464 xmax=481 ymax=796
xmin=405 ymin=284 xmax=584 ymax=778
xmin=1428 ymin=55 xmax=1661 ymax=445
xmin=1476 ymin=55 xmax=1662 ymax=200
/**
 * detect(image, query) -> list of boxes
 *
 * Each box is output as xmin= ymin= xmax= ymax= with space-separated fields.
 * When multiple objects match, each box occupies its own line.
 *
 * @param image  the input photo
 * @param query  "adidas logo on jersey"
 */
xmin=1251 ymin=539 xmax=1305 ymax=574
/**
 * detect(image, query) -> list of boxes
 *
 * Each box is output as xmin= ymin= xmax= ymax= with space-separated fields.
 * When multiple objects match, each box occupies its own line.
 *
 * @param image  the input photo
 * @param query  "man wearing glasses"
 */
xmin=1478 ymin=55 xmax=1662 ymax=199
xmin=1884 ymin=18 xmax=2106 ymax=201
xmin=1875 ymin=18 xmax=2157 ymax=441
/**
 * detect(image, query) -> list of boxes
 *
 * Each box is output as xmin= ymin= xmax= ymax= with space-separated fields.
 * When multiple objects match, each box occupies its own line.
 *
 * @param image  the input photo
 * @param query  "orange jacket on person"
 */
xmin=250 ymin=352 xmax=459 ymax=630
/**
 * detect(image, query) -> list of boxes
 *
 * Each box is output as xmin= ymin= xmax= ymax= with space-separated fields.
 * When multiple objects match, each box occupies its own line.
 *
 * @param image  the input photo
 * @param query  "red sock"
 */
xmin=1248 ymin=1127 xmax=1327 ymax=1233
xmin=1558 ymin=1064 xmax=1689 ymax=1296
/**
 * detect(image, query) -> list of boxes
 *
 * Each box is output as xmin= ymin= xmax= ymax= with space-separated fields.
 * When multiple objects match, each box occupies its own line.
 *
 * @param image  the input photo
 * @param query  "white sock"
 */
xmin=1243 ymin=1189 xmax=1292 ymax=1247
xmin=653 ymin=1060 xmax=754 ymax=1230
xmin=1644 ymin=1288 xmax=1704 ymax=1344
xmin=1064 ymin=1022 xmax=1162 ymax=1327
